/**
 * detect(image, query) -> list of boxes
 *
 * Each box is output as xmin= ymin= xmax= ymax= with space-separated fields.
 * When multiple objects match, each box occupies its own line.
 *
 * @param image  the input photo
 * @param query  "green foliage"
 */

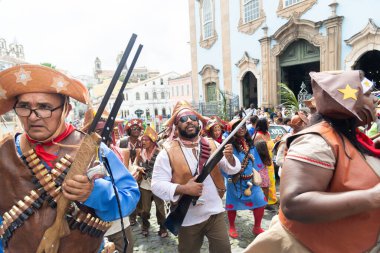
xmin=40 ymin=63 xmax=56 ymax=69
xmin=278 ymin=82 xmax=299 ymax=113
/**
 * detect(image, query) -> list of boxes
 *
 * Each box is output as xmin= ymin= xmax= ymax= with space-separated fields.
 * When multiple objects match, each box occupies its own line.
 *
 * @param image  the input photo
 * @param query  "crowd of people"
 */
xmin=0 ymin=64 xmax=379 ymax=253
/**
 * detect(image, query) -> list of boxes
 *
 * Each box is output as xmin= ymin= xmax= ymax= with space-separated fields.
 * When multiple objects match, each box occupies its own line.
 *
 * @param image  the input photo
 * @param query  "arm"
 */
xmin=83 ymin=143 xmax=140 ymax=221
xmin=281 ymin=159 xmax=380 ymax=223
xmin=151 ymin=150 xmax=203 ymax=201
xmin=275 ymin=142 xmax=286 ymax=167
xmin=218 ymin=143 xmax=241 ymax=175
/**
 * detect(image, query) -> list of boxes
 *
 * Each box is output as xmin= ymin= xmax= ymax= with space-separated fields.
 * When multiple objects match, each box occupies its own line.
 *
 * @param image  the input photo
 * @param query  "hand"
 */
xmin=136 ymin=166 xmax=146 ymax=174
xmin=369 ymin=182 xmax=380 ymax=209
xmin=176 ymin=176 xmax=203 ymax=197
xmin=62 ymin=175 xmax=94 ymax=202
xmin=223 ymin=144 xmax=235 ymax=166
xmin=274 ymin=134 xmax=282 ymax=143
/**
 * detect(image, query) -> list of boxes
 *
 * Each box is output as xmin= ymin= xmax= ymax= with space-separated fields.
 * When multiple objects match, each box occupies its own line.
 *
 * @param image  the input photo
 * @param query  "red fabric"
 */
xmin=253 ymin=206 xmax=264 ymax=230
xmin=215 ymin=135 xmax=223 ymax=144
xmin=25 ymin=123 xmax=75 ymax=168
xmin=356 ymin=129 xmax=380 ymax=157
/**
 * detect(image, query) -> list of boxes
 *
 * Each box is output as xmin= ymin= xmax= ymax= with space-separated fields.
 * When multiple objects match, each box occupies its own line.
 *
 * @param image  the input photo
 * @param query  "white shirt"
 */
xmin=151 ymin=141 xmax=241 ymax=227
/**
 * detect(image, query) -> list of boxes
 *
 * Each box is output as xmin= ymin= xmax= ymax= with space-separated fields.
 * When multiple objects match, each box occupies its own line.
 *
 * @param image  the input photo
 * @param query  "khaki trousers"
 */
xmin=178 ymin=212 xmax=231 ymax=253
xmin=107 ymin=226 xmax=134 ymax=253
xmin=140 ymin=188 xmax=166 ymax=230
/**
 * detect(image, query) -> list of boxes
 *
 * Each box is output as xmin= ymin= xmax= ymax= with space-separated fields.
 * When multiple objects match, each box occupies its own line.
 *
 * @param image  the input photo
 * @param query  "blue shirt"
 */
xmin=14 ymin=134 xmax=140 ymax=222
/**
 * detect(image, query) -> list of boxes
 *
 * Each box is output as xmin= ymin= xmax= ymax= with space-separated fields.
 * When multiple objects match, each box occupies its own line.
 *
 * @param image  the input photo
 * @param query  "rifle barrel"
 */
xmin=165 ymin=111 xmax=254 ymax=235
xmin=89 ymin=33 xmax=137 ymax=134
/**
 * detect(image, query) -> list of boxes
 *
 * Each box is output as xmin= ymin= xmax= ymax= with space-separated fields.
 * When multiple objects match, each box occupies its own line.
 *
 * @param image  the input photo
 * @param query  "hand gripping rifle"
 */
xmin=36 ymin=34 xmax=143 ymax=253
xmin=164 ymin=110 xmax=254 ymax=236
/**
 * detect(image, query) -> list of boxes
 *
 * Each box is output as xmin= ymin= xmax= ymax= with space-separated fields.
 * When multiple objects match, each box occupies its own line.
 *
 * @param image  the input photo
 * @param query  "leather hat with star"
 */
xmin=205 ymin=116 xmax=226 ymax=133
xmin=143 ymin=126 xmax=158 ymax=142
xmin=0 ymin=64 xmax=89 ymax=115
xmin=124 ymin=118 xmax=143 ymax=131
xmin=310 ymin=70 xmax=374 ymax=126
xmin=164 ymin=100 xmax=209 ymax=128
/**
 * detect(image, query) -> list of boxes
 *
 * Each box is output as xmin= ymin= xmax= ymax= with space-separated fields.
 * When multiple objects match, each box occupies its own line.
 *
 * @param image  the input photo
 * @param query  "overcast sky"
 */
xmin=0 ymin=0 xmax=191 ymax=76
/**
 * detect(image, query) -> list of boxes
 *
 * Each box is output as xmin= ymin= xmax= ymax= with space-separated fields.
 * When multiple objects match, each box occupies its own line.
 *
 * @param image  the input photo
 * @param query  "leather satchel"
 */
xmin=252 ymin=169 xmax=262 ymax=186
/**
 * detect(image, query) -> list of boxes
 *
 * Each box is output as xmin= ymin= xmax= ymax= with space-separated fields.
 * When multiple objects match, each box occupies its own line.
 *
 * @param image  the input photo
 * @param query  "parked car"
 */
xmin=268 ymin=124 xmax=288 ymax=140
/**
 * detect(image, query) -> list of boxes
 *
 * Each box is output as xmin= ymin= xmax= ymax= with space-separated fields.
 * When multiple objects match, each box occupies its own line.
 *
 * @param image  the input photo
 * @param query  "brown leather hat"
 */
xmin=310 ymin=70 xmax=375 ymax=126
xmin=0 ymin=64 xmax=89 ymax=115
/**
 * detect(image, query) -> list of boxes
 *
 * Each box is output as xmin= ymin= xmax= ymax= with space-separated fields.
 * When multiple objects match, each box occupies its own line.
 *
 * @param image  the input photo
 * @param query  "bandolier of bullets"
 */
xmin=0 ymin=189 xmax=45 ymax=247
xmin=66 ymin=208 xmax=112 ymax=237
xmin=21 ymin=149 xmax=73 ymax=208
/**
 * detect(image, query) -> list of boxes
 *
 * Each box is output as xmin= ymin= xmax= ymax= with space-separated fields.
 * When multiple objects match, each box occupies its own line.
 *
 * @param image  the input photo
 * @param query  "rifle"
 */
xmin=36 ymin=34 xmax=142 ymax=253
xmin=164 ymin=111 xmax=254 ymax=236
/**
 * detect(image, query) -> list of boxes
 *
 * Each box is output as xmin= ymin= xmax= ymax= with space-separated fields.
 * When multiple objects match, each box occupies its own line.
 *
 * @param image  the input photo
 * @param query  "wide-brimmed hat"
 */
xmin=0 ymin=64 xmax=89 ymax=115
xmin=124 ymin=118 xmax=144 ymax=131
xmin=204 ymin=116 xmax=226 ymax=133
xmin=164 ymin=100 xmax=208 ymax=128
xmin=310 ymin=70 xmax=375 ymax=126
xmin=143 ymin=126 xmax=158 ymax=142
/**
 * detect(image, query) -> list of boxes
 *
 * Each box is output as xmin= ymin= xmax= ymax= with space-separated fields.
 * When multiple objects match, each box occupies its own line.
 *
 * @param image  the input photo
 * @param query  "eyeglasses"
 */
xmin=179 ymin=115 xmax=198 ymax=123
xmin=130 ymin=126 xmax=141 ymax=131
xmin=14 ymin=104 xmax=64 ymax=119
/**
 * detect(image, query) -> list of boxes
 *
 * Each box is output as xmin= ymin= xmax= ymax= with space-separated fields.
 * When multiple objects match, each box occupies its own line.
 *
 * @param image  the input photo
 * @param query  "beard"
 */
xmin=178 ymin=125 xmax=201 ymax=139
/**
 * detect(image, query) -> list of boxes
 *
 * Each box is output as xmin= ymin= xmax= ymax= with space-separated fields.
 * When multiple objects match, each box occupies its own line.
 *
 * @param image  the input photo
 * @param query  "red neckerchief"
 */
xmin=25 ymin=123 xmax=75 ymax=168
xmin=236 ymin=137 xmax=248 ymax=152
xmin=215 ymin=135 xmax=223 ymax=144
xmin=356 ymin=129 xmax=380 ymax=158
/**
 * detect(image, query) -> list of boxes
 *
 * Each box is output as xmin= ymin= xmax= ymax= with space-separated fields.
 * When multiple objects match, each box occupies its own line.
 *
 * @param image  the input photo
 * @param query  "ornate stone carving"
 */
xmin=268 ymin=17 xmax=328 ymax=106
xmin=345 ymin=19 xmax=380 ymax=69
xmin=199 ymin=64 xmax=220 ymax=99
xmin=277 ymin=0 xmax=318 ymax=19
xmin=238 ymin=0 xmax=266 ymax=35
xmin=236 ymin=52 xmax=261 ymax=108
xmin=199 ymin=0 xmax=218 ymax=49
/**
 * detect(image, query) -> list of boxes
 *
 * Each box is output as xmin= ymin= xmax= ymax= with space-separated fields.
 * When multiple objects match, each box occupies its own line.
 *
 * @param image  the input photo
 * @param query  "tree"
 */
xmin=278 ymin=82 xmax=299 ymax=114
xmin=40 ymin=63 xmax=56 ymax=69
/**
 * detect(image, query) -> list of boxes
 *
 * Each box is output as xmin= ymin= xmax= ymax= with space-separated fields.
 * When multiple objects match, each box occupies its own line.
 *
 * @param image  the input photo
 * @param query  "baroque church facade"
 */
xmin=188 ymin=0 xmax=380 ymax=108
xmin=0 ymin=38 xmax=27 ymax=71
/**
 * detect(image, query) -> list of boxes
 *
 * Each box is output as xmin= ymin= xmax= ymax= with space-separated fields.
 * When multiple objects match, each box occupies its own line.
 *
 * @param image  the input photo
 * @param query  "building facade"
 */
xmin=188 ymin=0 xmax=380 ymax=108
xmin=0 ymin=38 xmax=27 ymax=71
xmin=92 ymin=72 xmax=180 ymax=130
xmin=168 ymin=72 xmax=193 ymax=105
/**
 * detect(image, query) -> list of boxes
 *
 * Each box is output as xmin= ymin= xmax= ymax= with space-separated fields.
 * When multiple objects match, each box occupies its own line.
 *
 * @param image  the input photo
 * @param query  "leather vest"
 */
xmin=119 ymin=136 xmax=141 ymax=163
xmin=280 ymin=121 xmax=380 ymax=253
xmin=163 ymin=137 xmax=226 ymax=198
xmin=0 ymin=131 xmax=103 ymax=253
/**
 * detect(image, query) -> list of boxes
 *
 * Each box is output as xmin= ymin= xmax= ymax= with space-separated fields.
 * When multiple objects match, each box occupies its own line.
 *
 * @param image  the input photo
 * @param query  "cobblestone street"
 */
xmin=131 ymin=201 xmax=278 ymax=253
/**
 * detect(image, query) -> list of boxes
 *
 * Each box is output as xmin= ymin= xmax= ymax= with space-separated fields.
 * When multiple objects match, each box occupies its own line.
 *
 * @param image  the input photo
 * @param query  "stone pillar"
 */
xmin=188 ymin=0 xmax=199 ymax=102
xmin=220 ymin=0 xmax=232 ymax=94
xmin=324 ymin=16 xmax=344 ymax=70
xmin=259 ymin=35 xmax=272 ymax=107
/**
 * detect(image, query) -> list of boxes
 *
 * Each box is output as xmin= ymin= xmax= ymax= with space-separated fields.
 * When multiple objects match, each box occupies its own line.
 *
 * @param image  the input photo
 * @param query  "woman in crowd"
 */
xmin=245 ymin=70 xmax=380 ymax=253
xmin=253 ymin=118 xmax=278 ymax=208
xmin=134 ymin=126 xmax=168 ymax=238
xmin=254 ymin=140 xmax=271 ymax=201
xmin=204 ymin=116 xmax=226 ymax=144
xmin=224 ymin=117 xmax=267 ymax=238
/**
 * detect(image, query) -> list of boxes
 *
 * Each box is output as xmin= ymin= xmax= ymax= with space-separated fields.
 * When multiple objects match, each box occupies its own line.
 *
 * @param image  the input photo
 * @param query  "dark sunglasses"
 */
xmin=179 ymin=115 xmax=198 ymax=123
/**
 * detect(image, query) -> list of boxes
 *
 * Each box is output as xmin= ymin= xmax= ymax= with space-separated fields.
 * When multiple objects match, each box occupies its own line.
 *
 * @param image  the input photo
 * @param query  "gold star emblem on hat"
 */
xmin=338 ymin=84 xmax=358 ymax=101
xmin=0 ymin=84 xmax=7 ymax=99
xmin=363 ymin=80 xmax=371 ymax=87
xmin=14 ymin=68 xmax=32 ymax=86
xmin=51 ymin=76 xmax=69 ymax=92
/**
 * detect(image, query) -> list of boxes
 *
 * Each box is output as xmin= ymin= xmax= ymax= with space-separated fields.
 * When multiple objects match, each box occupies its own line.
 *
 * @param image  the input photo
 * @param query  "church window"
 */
xmin=284 ymin=0 xmax=302 ymax=7
xmin=136 ymin=92 xmax=140 ymax=100
xmin=202 ymin=0 xmax=213 ymax=39
xmin=244 ymin=0 xmax=259 ymax=23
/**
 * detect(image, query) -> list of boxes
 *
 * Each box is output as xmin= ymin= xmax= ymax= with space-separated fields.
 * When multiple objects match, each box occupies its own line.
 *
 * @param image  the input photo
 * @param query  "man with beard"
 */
xmin=152 ymin=101 xmax=241 ymax=253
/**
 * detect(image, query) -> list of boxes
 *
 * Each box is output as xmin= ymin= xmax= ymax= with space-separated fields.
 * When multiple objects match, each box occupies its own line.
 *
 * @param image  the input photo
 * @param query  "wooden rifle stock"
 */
xmin=165 ymin=111 xmax=254 ymax=236
xmin=36 ymin=34 xmax=141 ymax=253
